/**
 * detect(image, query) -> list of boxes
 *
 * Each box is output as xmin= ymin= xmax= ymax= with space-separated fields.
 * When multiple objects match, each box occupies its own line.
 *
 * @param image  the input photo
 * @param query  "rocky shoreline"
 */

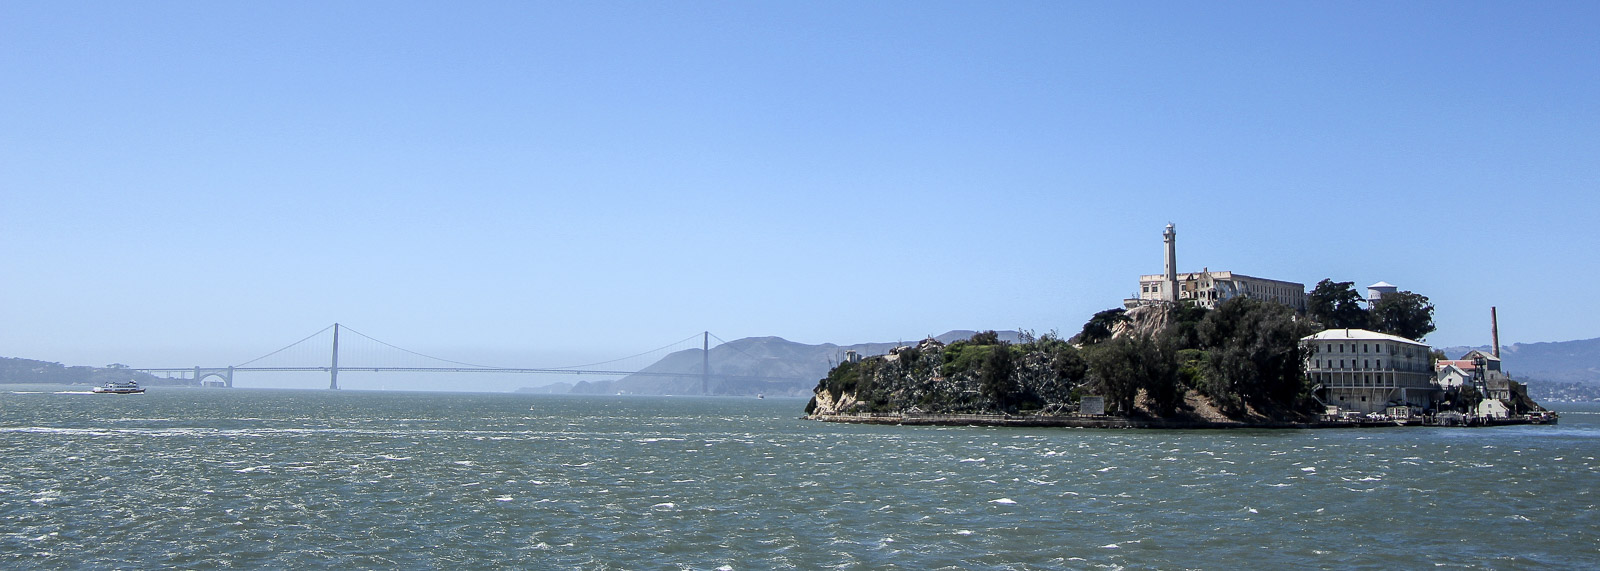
xmin=806 ymin=411 xmax=1557 ymax=429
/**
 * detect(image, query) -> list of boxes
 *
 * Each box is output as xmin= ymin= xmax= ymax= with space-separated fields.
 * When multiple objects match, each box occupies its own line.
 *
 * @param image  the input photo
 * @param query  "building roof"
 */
xmin=1303 ymin=328 xmax=1429 ymax=347
xmin=1460 ymin=349 xmax=1501 ymax=362
xmin=1368 ymin=281 xmax=1396 ymax=289
xmin=1437 ymin=360 xmax=1477 ymax=371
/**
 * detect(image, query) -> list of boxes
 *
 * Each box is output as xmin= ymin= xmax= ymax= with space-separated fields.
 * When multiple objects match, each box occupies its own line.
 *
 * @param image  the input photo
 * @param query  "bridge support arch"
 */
xmin=194 ymin=366 xmax=234 ymax=388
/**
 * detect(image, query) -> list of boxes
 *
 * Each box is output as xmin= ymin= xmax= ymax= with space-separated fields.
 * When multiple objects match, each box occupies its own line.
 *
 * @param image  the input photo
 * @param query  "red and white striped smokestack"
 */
xmin=1491 ymin=307 xmax=1501 ymax=359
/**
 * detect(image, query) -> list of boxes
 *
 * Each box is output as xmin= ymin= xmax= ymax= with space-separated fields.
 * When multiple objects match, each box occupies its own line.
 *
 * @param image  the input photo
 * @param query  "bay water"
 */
xmin=3 ymin=387 xmax=1597 ymax=569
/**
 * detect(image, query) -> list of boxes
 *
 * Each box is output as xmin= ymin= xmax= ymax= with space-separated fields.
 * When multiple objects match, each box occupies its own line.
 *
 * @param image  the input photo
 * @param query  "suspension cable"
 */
xmin=337 ymin=324 xmax=509 ymax=369
xmin=708 ymin=332 xmax=766 ymax=362
xmin=234 ymin=324 xmax=714 ymax=373
xmin=549 ymin=332 xmax=706 ymax=369
xmin=233 ymin=324 xmax=336 ymax=367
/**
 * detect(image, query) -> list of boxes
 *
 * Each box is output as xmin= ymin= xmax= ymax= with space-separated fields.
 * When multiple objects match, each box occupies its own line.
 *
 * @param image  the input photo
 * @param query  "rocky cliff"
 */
xmin=805 ymin=333 xmax=1090 ymax=416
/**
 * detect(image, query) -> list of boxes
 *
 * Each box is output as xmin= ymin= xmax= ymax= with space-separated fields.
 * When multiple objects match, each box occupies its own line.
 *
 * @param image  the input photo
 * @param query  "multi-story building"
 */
xmin=1135 ymin=269 xmax=1307 ymax=312
xmin=1304 ymin=328 xmax=1438 ymax=414
xmin=1125 ymin=224 xmax=1307 ymax=311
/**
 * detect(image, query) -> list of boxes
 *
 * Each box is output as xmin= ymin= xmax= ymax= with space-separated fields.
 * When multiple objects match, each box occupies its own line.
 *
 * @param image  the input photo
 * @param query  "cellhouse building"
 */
xmin=1127 ymin=224 xmax=1307 ymax=311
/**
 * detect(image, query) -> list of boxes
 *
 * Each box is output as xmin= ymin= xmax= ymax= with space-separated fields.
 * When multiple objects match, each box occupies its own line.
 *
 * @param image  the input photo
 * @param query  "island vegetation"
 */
xmin=806 ymin=279 xmax=1479 ymax=423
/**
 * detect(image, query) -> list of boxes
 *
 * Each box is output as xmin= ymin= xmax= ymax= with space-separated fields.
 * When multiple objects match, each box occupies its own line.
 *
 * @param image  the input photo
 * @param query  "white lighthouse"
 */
xmin=1162 ymin=223 xmax=1178 ymax=302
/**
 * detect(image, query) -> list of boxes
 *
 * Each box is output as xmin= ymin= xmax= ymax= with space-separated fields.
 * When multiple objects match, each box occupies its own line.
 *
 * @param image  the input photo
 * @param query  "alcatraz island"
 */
xmin=805 ymin=224 xmax=1555 ymax=429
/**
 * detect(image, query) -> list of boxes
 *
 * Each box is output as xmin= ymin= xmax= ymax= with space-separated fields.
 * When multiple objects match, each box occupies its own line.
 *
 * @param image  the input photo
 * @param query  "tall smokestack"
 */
xmin=1491 ymin=307 xmax=1501 ymax=359
xmin=1162 ymin=223 xmax=1177 ymax=302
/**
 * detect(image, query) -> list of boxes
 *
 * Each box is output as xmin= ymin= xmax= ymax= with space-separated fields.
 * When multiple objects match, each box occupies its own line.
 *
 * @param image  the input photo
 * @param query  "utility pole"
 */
xmin=329 ymin=323 xmax=341 ymax=390
xmin=702 ymin=331 xmax=710 ymax=396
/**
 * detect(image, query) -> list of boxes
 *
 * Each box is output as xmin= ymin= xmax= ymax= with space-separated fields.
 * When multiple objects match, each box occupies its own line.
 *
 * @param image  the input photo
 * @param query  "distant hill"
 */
xmin=1437 ymin=337 xmax=1600 ymax=384
xmin=560 ymin=330 xmax=1022 ymax=396
xmin=0 ymin=357 xmax=186 ymax=386
xmin=513 ymin=382 xmax=574 ymax=394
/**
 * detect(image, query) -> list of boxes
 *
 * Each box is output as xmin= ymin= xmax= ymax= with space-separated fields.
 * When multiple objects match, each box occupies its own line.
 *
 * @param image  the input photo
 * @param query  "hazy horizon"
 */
xmin=5 ymin=3 xmax=1597 ymax=390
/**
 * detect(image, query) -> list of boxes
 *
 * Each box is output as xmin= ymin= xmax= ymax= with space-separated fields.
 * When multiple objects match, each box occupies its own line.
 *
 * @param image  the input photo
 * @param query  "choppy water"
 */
xmin=2 ymin=387 xmax=1597 ymax=569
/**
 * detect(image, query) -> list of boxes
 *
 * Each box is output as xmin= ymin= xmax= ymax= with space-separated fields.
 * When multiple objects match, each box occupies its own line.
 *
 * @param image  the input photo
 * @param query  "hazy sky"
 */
xmin=4 ymin=2 xmax=1597 ymax=389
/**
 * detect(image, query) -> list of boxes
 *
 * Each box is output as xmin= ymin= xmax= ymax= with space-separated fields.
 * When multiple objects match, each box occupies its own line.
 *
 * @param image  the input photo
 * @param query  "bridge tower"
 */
xmin=329 ymin=323 xmax=341 ymax=390
xmin=702 ymin=331 xmax=709 ymax=396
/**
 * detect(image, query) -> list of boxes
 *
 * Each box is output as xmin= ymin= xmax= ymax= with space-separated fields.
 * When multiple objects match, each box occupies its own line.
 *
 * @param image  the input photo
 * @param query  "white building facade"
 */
xmin=1126 ymin=224 xmax=1307 ymax=311
xmin=1135 ymin=270 xmax=1308 ymax=312
xmin=1304 ymin=328 xmax=1438 ymax=414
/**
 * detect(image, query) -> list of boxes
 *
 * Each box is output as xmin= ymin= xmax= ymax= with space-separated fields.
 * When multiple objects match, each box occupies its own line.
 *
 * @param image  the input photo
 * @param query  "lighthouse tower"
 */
xmin=1162 ymin=223 xmax=1178 ymax=302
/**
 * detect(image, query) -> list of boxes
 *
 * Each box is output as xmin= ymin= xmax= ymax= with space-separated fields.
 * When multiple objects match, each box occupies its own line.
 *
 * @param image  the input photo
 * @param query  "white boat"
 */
xmin=92 ymin=380 xmax=145 ymax=394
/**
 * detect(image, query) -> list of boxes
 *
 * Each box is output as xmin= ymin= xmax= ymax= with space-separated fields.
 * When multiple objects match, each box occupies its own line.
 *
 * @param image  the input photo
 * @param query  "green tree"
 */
xmin=969 ymin=330 xmax=1001 ymax=345
xmin=1369 ymin=291 xmax=1436 ymax=341
xmin=1084 ymin=333 xmax=1180 ymax=415
xmin=977 ymin=341 xmax=1018 ymax=410
xmin=1085 ymin=337 xmax=1142 ymax=413
xmin=1196 ymin=296 xmax=1319 ymax=412
xmin=1161 ymin=299 xmax=1211 ymax=351
xmin=1306 ymin=279 xmax=1368 ymax=329
xmin=1074 ymin=308 xmax=1129 ymax=345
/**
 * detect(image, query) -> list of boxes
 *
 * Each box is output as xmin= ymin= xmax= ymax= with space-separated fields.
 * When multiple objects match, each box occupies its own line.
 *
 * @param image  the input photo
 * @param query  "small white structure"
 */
xmin=1477 ymin=399 xmax=1510 ymax=419
xmin=1367 ymin=281 xmax=1398 ymax=304
xmin=1304 ymin=328 xmax=1438 ymax=414
xmin=1435 ymin=363 xmax=1472 ymax=389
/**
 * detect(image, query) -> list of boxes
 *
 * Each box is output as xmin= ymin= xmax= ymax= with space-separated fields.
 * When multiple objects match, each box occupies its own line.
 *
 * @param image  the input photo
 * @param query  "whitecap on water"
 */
xmin=990 ymin=498 xmax=1017 ymax=505
xmin=651 ymin=502 xmax=676 ymax=510
xmin=955 ymin=530 xmax=974 ymax=536
xmin=453 ymin=460 xmax=474 ymax=466
xmin=959 ymin=458 xmax=985 ymax=463
xmin=494 ymin=495 xmax=513 ymax=502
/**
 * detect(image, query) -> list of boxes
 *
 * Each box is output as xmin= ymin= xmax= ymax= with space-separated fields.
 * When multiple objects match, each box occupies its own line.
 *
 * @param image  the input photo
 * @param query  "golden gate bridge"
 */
xmin=132 ymin=323 xmax=803 ymax=393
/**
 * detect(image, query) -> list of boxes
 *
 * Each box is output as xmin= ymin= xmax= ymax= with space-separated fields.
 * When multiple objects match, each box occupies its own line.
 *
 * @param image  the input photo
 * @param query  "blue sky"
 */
xmin=3 ymin=2 xmax=1597 ymax=390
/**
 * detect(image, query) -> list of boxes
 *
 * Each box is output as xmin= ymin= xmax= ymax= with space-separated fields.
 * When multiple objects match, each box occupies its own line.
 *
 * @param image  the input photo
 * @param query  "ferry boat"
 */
xmin=92 ymin=380 xmax=145 ymax=394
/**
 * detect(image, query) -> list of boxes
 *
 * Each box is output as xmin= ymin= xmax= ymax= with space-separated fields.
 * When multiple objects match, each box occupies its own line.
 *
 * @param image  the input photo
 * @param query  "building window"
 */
xmin=1377 ymin=359 xmax=1382 ymax=369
